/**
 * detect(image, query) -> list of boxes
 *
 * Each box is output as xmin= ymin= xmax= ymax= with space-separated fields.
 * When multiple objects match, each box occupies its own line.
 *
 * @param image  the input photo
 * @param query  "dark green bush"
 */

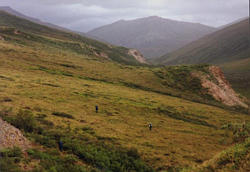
xmin=0 ymin=147 xmax=23 ymax=172
xmin=52 ymin=112 xmax=74 ymax=119
xmin=11 ymin=109 xmax=36 ymax=132
xmin=0 ymin=147 xmax=22 ymax=158
xmin=27 ymin=149 xmax=87 ymax=172
xmin=62 ymin=139 xmax=154 ymax=172
xmin=82 ymin=126 xmax=95 ymax=135
xmin=127 ymin=147 xmax=140 ymax=159
xmin=158 ymin=108 xmax=215 ymax=128
xmin=222 ymin=122 xmax=250 ymax=143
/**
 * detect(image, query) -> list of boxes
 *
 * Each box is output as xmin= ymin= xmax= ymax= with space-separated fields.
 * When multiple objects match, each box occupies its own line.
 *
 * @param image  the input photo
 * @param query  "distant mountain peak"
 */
xmin=114 ymin=19 xmax=126 ymax=23
xmin=87 ymin=16 xmax=216 ymax=59
xmin=0 ymin=6 xmax=20 ymax=14
xmin=146 ymin=16 xmax=162 ymax=19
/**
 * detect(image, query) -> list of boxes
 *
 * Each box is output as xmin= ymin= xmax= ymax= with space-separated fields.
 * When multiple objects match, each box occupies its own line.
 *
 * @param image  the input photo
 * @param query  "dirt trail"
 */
xmin=0 ymin=118 xmax=30 ymax=150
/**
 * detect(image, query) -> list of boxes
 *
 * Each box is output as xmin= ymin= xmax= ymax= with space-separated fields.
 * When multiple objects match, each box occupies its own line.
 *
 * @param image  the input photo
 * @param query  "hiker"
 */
xmin=149 ymin=123 xmax=152 ymax=131
xmin=95 ymin=105 xmax=99 ymax=113
xmin=58 ymin=140 xmax=63 ymax=151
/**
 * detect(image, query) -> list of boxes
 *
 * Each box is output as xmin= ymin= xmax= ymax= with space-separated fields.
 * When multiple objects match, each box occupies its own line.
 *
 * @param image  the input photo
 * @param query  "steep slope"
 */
xmin=0 ymin=118 xmax=30 ymax=150
xmin=220 ymin=57 xmax=250 ymax=99
xmin=155 ymin=18 xmax=250 ymax=65
xmin=0 ymin=6 xmax=72 ymax=32
xmin=0 ymin=10 xmax=144 ymax=65
xmin=87 ymin=16 xmax=216 ymax=58
xmin=218 ymin=16 xmax=249 ymax=30
xmin=154 ymin=18 xmax=250 ymax=99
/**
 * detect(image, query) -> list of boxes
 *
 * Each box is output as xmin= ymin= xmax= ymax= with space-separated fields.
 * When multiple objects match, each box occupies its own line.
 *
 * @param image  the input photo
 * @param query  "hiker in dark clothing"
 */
xmin=149 ymin=123 xmax=152 ymax=131
xmin=58 ymin=140 xmax=63 ymax=151
xmin=95 ymin=105 xmax=99 ymax=113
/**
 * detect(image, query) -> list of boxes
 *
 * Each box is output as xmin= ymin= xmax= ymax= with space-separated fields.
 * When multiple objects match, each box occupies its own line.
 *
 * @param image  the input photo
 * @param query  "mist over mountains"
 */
xmin=87 ymin=16 xmax=216 ymax=59
xmin=0 ymin=6 xmax=72 ymax=32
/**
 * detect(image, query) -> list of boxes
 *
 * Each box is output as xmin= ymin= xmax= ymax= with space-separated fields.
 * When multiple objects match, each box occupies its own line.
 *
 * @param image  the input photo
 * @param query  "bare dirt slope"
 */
xmin=128 ymin=49 xmax=148 ymax=64
xmin=193 ymin=66 xmax=248 ymax=108
xmin=0 ymin=118 xmax=30 ymax=150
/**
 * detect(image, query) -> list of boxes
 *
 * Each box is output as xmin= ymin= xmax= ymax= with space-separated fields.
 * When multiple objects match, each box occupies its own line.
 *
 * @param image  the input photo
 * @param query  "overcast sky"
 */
xmin=0 ymin=0 xmax=249 ymax=32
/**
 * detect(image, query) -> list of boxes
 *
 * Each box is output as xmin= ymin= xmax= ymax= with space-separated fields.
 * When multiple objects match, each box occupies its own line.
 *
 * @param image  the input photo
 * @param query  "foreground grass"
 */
xmin=0 ymin=52 xmax=249 ymax=170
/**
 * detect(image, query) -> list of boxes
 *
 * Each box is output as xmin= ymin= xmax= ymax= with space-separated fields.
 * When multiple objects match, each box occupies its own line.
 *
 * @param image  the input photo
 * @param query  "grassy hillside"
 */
xmin=0 ymin=10 xmax=142 ymax=65
xmin=153 ymin=18 xmax=250 ymax=100
xmin=0 ymin=6 xmax=73 ymax=32
xmin=0 ymin=12 xmax=250 ymax=171
xmin=154 ymin=18 xmax=249 ymax=65
xmin=220 ymin=57 xmax=250 ymax=99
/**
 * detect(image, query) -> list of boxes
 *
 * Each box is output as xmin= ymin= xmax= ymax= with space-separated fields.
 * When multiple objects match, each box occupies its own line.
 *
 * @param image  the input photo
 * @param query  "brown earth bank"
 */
xmin=192 ymin=66 xmax=248 ymax=108
xmin=0 ymin=117 xmax=30 ymax=150
xmin=128 ymin=49 xmax=148 ymax=64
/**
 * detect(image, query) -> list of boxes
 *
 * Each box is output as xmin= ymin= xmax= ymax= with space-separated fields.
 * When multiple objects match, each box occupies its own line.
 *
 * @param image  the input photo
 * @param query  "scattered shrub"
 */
xmin=11 ymin=109 xmax=36 ymax=132
xmin=27 ymin=149 xmax=87 ymax=172
xmin=52 ymin=112 xmax=74 ymax=119
xmin=221 ymin=122 xmax=250 ymax=143
xmin=127 ymin=147 xmax=140 ymax=159
xmin=82 ymin=126 xmax=95 ymax=135
xmin=158 ymin=108 xmax=215 ymax=128
xmin=0 ymin=147 xmax=23 ymax=172
xmin=216 ymin=138 xmax=250 ymax=170
xmin=1 ymin=97 xmax=12 ymax=102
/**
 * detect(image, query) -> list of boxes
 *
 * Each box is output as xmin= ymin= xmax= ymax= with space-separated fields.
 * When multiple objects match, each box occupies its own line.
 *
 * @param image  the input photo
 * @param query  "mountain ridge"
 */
xmin=153 ymin=18 xmax=250 ymax=99
xmin=0 ymin=10 xmax=146 ymax=65
xmin=154 ymin=18 xmax=250 ymax=65
xmin=87 ymin=16 xmax=216 ymax=59
xmin=0 ymin=6 xmax=73 ymax=33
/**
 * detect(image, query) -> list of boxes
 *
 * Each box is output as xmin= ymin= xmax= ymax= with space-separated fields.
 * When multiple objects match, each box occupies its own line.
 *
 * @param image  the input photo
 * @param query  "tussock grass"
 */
xmin=0 ymin=11 xmax=249 ymax=171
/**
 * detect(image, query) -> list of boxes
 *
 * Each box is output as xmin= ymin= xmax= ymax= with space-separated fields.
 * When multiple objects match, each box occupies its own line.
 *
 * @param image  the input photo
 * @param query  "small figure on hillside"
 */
xmin=58 ymin=140 xmax=63 ymax=151
xmin=149 ymin=123 xmax=152 ymax=131
xmin=95 ymin=105 xmax=99 ymax=113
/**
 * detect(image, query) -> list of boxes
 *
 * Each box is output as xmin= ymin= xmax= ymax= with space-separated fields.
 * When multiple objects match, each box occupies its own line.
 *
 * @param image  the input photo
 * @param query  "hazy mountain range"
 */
xmin=0 ymin=6 xmax=217 ymax=59
xmin=0 ymin=6 xmax=73 ymax=32
xmin=153 ymin=18 xmax=250 ymax=98
xmin=155 ymin=19 xmax=250 ymax=65
xmin=87 ymin=16 xmax=216 ymax=58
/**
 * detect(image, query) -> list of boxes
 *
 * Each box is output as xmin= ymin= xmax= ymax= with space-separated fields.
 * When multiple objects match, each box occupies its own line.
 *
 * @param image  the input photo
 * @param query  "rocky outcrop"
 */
xmin=0 ymin=118 xmax=30 ymax=150
xmin=128 ymin=49 xmax=148 ymax=64
xmin=193 ymin=66 xmax=248 ymax=108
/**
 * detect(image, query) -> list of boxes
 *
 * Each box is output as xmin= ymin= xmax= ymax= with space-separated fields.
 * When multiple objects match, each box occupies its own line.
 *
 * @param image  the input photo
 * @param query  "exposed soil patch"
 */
xmin=128 ymin=49 xmax=148 ymax=64
xmin=192 ymin=66 xmax=248 ymax=108
xmin=0 ymin=118 xmax=30 ymax=150
xmin=94 ymin=51 xmax=109 ymax=59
